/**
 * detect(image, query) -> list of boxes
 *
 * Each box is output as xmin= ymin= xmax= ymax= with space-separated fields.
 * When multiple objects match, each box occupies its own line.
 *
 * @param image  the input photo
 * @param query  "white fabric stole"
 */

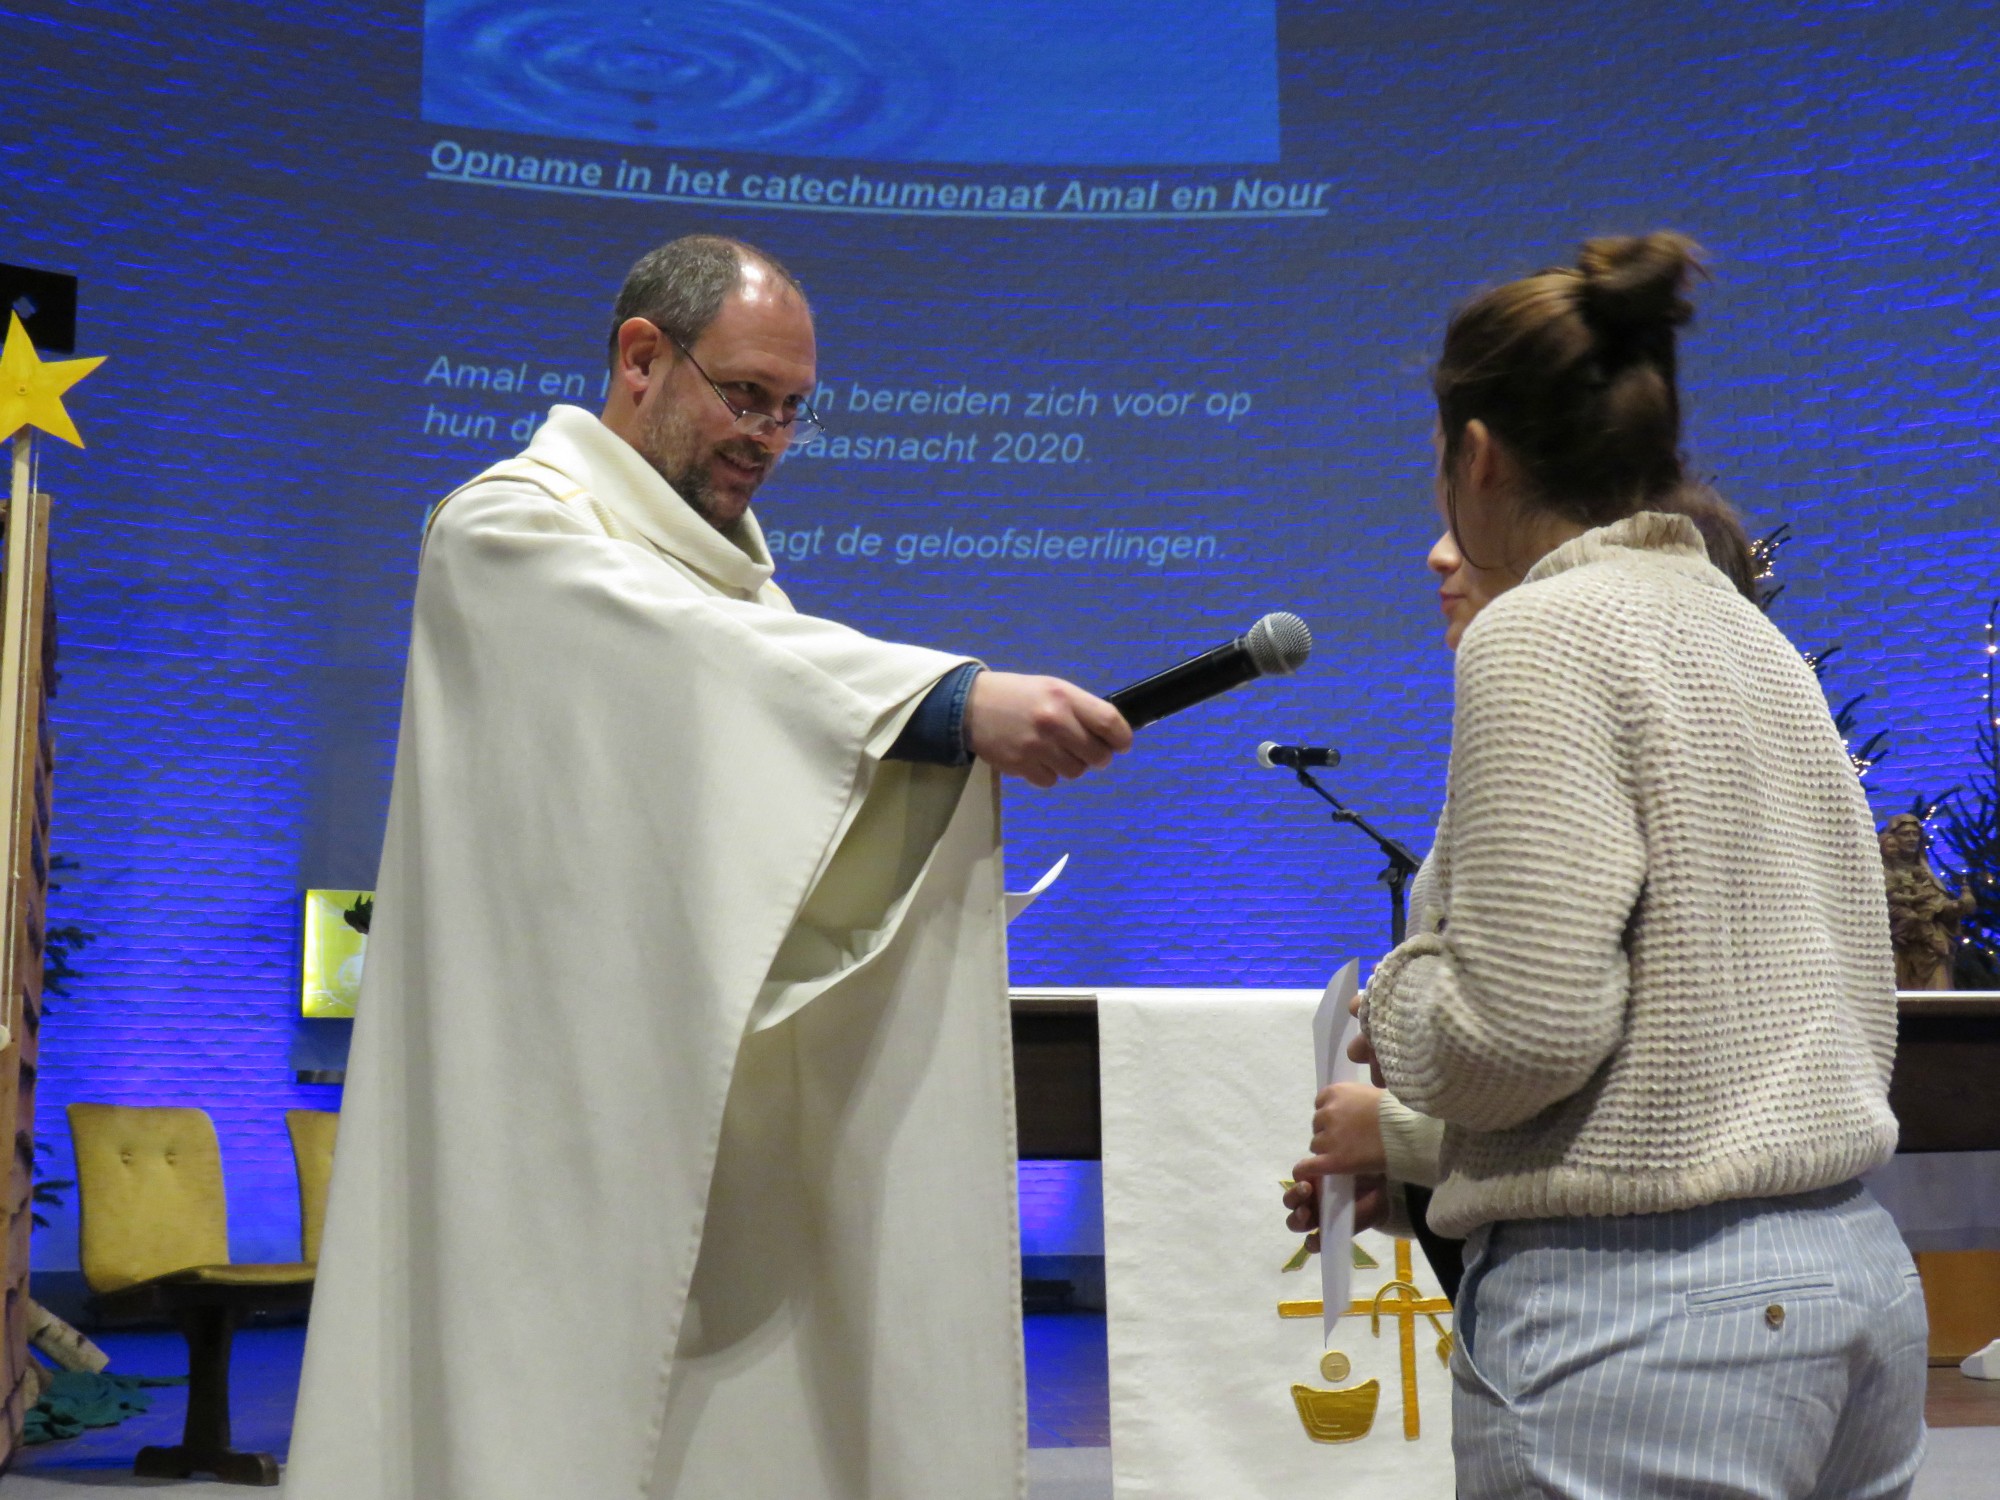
xmin=1098 ymin=988 xmax=1455 ymax=1499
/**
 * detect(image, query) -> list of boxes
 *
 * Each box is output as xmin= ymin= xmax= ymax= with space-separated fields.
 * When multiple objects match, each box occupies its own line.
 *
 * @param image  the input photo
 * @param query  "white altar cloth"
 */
xmin=1098 ymin=987 xmax=1456 ymax=1498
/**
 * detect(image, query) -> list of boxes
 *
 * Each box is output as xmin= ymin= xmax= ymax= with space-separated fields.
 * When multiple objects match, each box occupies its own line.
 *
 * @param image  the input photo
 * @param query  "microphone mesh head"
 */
xmin=1245 ymin=612 xmax=1312 ymax=676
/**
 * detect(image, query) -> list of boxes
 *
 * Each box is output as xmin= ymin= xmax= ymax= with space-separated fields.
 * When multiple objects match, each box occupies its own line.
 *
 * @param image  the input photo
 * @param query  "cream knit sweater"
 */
xmin=1362 ymin=513 xmax=1899 ymax=1238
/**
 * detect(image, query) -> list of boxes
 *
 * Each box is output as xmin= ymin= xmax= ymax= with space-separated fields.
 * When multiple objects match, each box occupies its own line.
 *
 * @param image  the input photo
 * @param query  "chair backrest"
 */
xmin=66 ymin=1103 xmax=229 ymax=1293
xmin=285 ymin=1109 xmax=339 ymax=1264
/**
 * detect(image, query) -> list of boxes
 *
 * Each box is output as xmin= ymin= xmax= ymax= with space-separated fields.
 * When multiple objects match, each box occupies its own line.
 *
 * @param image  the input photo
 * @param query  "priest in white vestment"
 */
xmin=285 ymin=236 xmax=1130 ymax=1500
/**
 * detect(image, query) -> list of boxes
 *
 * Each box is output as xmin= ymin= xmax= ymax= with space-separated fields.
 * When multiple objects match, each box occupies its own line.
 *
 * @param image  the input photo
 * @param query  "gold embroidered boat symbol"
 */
xmin=1290 ymin=1378 xmax=1381 ymax=1443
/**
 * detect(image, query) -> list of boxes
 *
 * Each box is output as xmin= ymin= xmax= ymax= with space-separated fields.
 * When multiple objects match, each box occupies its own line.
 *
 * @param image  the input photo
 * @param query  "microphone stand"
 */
xmin=1288 ymin=767 xmax=1423 ymax=947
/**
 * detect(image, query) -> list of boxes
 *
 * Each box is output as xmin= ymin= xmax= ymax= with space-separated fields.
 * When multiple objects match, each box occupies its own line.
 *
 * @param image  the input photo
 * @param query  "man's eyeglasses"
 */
xmin=664 ymin=330 xmax=826 ymax=447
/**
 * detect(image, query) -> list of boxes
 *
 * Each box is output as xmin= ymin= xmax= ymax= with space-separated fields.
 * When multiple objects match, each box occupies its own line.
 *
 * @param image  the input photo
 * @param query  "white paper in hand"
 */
xmin=1311 ymin=959 xmax=1362 ymax=1341
xmin=1005 ymin=852 xmax=1068 ymax=925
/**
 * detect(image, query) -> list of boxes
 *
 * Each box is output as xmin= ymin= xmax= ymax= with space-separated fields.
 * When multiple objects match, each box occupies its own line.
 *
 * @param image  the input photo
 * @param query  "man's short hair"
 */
xmin=606 ymin=235 xmax=807 ymax=366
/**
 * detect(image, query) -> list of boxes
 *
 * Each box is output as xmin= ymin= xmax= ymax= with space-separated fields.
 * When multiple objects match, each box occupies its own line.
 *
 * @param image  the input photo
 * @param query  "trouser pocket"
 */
xmin=1450 ymin=1328 xmax=1511 ymax=1406
xmin=1683 ymin=1274 xmax=1838 ymax=1323
xmin=1450 ymin=1233 xmax=1538 ymax=1409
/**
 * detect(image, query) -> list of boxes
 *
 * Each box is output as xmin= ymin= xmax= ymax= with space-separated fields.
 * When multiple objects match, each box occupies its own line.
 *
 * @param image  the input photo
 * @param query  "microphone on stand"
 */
xmin=1256 ymin=742 xmax=1341 ymax=770
xmin=1106 ymin=612 xmax=1312 ymax=730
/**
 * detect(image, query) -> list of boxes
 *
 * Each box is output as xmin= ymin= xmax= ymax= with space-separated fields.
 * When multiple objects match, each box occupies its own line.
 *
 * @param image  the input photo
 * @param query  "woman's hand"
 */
xmin=1286 ymin=1078 xmax=1395 ymax=1245
xmin=1283 ymin=1176 xmax=1318 ymax=1235
xmin=1301 ymin=1082 xmax=1389 ymax=1177
xmin=1281 ymin=1173 xmax=1390 ymax=1244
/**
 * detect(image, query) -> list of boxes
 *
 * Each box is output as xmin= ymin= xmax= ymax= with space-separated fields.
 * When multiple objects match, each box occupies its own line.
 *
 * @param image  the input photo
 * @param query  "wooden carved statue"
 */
xmin=1880 ymin=814 xmax=1976 ymax=991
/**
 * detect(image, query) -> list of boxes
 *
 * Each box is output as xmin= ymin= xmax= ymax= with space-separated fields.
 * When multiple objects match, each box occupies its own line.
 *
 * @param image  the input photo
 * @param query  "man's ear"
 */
xmin=613 ymin=317 xmax=668 ymax=397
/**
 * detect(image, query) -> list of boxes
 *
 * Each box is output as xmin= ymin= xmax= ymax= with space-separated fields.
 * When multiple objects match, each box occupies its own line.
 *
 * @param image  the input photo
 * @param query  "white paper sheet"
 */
xmin=1312 ymin=960 xmax=1362 ymax=1341
xmin=1005 ymin=852 xmax=1068 ymax=924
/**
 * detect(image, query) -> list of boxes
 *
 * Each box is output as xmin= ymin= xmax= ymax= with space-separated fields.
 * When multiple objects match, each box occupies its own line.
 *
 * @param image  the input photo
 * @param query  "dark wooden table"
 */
xmin=1014 ymin=991 xmax=2000 ymax=1159
xmin=1012 ymin=992 xmax=1104 ymax=1159
xmin=1888 ymin=992 xmax=2000 ymax=1153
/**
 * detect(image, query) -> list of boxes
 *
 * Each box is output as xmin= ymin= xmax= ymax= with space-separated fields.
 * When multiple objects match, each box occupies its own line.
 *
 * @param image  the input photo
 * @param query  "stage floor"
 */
xmin=2 ymin=1316 xmax=1994 ymax=1497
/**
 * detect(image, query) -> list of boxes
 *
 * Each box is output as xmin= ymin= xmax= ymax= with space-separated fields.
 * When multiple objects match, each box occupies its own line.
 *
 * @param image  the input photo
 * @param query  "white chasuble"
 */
xmin=1098 ymin=989 xmax=1455 ymax=1498
xmin=286 ymin=407 xmax=1026 ymax=1500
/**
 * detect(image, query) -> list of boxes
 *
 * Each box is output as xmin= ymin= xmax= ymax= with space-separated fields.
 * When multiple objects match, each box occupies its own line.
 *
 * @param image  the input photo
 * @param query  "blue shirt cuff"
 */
xmin=885 ymin=663 xmax=982 ymax=766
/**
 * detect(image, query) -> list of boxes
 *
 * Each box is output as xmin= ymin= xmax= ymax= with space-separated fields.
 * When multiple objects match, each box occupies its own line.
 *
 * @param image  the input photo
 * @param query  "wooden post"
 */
xmin=0 ymin=427 xmax=56 ymax=1466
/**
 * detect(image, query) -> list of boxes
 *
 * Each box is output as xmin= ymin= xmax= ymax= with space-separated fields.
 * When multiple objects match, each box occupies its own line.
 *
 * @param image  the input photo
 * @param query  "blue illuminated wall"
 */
xmin=4 ymin=1 xmax=1996 ymax=1268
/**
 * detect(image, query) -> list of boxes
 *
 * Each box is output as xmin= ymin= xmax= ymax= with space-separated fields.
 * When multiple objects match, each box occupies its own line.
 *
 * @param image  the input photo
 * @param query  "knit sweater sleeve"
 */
xmin=1363 ymin=593 xmax=1648 ymax=1132
xmin=1378 ymin=1093 xmax=1446 ymax=1189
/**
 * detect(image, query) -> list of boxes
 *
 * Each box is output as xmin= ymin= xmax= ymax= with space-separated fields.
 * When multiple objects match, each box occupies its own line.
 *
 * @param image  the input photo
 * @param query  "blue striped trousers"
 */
xmin=1452 ymin=1181 xmax=1929 ymax=1499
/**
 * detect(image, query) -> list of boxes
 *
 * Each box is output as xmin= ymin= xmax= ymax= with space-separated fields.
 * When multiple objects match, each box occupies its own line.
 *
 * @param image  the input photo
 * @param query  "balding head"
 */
xmin=606 ymin=235 xmax=808 ymax=366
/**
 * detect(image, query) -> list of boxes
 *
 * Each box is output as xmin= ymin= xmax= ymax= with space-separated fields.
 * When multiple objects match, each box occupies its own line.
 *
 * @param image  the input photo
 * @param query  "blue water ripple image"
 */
xmin=422 ymin=0 xmax=1280 ymax=166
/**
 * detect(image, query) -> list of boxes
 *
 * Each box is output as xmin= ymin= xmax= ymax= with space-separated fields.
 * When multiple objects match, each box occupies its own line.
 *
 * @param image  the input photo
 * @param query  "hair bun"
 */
xmin=1576 ymin=232 xmax=1705 ymax=347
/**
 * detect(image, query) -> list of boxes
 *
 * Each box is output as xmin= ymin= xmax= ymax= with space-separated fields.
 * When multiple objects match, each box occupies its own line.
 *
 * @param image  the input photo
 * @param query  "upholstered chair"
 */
xmin=68 ymin=1103 xmax=314 ymax=1486
xmin=283 ymin=1109 xmax=338 ymax=1264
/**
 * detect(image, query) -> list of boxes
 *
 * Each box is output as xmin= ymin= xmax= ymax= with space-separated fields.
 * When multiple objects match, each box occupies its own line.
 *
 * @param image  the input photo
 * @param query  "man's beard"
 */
xmin=635 ymin=398 xmax=770 ymax=530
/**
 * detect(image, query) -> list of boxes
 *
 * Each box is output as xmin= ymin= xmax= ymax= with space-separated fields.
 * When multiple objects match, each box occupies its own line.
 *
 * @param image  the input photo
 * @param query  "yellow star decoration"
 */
xmin=0 ymin=311 xmax=106 ymax=448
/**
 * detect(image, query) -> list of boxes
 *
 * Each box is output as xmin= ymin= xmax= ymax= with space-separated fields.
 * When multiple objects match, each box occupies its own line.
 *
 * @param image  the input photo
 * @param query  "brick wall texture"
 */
xmin=6 ymin=2 xmax=1996 ymax=1265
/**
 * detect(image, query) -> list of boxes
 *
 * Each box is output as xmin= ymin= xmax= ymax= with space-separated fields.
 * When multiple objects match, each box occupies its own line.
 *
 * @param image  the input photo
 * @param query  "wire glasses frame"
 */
xmin=665 ymin=330 xmax=826 ymax=446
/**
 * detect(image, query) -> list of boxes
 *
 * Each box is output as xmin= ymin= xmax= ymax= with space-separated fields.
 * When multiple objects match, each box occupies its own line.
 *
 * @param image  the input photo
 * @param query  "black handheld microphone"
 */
xmin=1107 ymin=613 xmax=1312 ymax=730
xmin=1257 ymin=742 xmax=1342 ymax=769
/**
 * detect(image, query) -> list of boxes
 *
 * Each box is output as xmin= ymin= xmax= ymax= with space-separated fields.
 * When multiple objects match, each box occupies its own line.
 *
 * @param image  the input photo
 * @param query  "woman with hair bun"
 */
xmin=1286 ymin=481 xmax=1768 ymax=1312
xmin=1287 ymin=234 xmax=1925 ymax=1497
